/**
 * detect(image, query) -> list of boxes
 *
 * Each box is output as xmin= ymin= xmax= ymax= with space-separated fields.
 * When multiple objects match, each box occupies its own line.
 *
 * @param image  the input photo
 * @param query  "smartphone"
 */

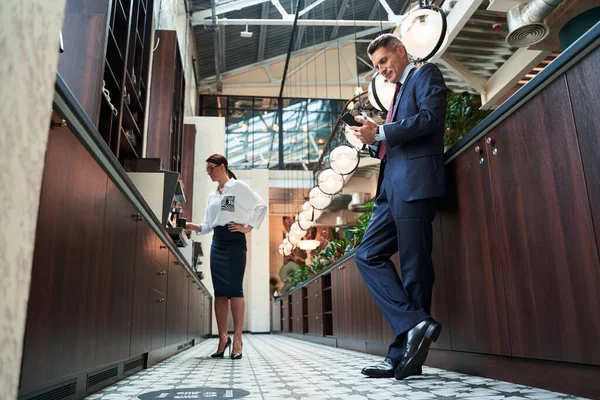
xmin=341 ymin=112 xmax=363 ymax=127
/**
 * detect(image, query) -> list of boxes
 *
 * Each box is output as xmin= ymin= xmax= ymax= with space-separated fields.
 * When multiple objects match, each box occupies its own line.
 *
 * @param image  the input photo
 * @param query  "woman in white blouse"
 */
xmin=186 ymin=154 xmax=267 ymax=360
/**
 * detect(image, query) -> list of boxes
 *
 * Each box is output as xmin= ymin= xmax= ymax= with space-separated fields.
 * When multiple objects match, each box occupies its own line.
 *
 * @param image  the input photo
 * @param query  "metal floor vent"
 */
xmin=86 ymin=366 xmax=118 ymax=389
xmin=124 ymin=357 xmax=144 ymax=373
xmin=25 ymin=381 xmax=76 ymax=400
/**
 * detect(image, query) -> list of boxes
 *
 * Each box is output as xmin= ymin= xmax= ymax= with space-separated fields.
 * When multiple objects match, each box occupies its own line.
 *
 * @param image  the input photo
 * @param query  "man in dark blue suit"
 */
xmin=350 ymin=33 xmax=447 ymax=380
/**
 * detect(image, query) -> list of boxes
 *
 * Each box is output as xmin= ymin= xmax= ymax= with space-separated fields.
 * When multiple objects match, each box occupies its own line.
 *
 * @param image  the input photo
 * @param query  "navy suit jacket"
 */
xmin=374 ymin=62 xmax=447 ymax=202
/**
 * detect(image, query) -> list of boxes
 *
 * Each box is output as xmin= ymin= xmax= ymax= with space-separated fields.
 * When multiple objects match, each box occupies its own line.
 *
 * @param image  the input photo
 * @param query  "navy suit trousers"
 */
xmin=355 ymin=159 xmax=439 ymax=359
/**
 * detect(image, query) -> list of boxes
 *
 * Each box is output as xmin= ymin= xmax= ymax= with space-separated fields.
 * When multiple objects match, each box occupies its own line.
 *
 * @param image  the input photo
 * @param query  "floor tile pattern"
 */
xmin=86 ymin=335 xmax=588 ymax=400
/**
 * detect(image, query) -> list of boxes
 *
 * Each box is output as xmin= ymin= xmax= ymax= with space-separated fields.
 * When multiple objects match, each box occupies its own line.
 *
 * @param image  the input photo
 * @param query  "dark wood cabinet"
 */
xmin=429 ymin=216 xmax=451 ymax=350
xmin=58 ymin=0 xmax=111 ymax=122
xmin=442 ymin=138 xmax=511 ymax=355
xmin=94 ymin=179 xmax=138 ymax=367
xmin=181 ymin=124 xmax=197 ymax=221
xmin=281 ymin=297 xmax=291 ymax=332
xmin=152 ymin=289 xmax=167 ymax=350
xmin=331 ymin=265 xmax=348 ymax=339
xmin=487 ymin=76 xmax=600 ymax=365
xmin=130 ymin=219 xmax=155 ymax=356
xmin=146 ymin=30 xmax=186 ymax=172
xmin=58 ymin=0 xmax=154 ymax=162
xmin=306 ymin=278 xmax=323 ymax=336
xmin=20 ymin=120 xmax=108 ymax=392
xmin=292 ymin=290 xmax=304 ymax=334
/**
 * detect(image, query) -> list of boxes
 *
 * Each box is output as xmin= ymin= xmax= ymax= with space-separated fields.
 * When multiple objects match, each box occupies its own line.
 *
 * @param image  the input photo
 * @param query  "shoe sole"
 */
xmin=395 ymin=321 xmax=441 ymax=380
xmin=362 ymin=367 xmax=422 ymax=379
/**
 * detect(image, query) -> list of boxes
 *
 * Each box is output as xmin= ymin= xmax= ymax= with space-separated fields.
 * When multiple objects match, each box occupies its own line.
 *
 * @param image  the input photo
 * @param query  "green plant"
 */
xmin=347 ymin=201 xmax=375 ymax=248
xmin=444 ymin=91 xmax=491 ymax=149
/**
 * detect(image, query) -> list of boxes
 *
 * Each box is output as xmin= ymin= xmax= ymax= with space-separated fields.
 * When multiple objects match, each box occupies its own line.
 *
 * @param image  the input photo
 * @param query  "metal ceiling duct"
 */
xmin=506 ymin=0 xmax=564 ymax=47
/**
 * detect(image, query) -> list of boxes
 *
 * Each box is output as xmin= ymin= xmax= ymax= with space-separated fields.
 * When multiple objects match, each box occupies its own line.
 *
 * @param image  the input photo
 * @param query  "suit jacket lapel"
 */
xmin=391 ymin=67 xmax=417 ymax=121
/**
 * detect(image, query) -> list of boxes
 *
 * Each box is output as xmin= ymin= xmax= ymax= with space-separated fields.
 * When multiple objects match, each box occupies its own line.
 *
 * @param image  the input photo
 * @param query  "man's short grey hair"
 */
xmin=367 ymin=33 xmax=404 ymax=56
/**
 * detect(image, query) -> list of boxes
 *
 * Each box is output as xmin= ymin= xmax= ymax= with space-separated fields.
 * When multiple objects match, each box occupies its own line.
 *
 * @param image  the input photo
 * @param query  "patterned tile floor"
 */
xmin=86 ymin=334 xmax=588 ymax=400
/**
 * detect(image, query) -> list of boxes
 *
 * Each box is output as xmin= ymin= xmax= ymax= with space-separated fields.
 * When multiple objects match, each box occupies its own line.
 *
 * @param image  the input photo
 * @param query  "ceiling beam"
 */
xmin=330 ymin=0 xmax=351 ymax=40
xmin=219 ymin=25 xmax=227 ymax=71
xmin=199 ymin=26 xmax=384 ymax=86
xmin=270 ymin=0 xmax=290 ymax=18
xmin=191 ymin=0 xmax=271 ymax=20
xmin=480 ymin=47 xmax=549 ymax=109
xmin=439 ymin=54 xmax=486 ymax=93
xmin=298 ymin=0 xmax=327 ymax=17
xmin=257 ymin=2 xmax=270 ymax=61
xmin=192 ymin=18 xmax=400 ymax=27
xmin=430 ymin=0 xmax=483 ymax=62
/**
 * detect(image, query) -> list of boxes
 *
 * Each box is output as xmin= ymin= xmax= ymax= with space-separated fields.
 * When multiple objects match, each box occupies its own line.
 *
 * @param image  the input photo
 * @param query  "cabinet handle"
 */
xmin=316 ymin=316 xmax=319 ymax=319
xmin=160 ymin=245 xmax=167 ymax=249
xmin=480 ymin=157 xmax=485 ymax=165
xmin=158 ymin=270 xmax=167 ymax=275
xmin=474 ymin=146 xmax=481 ymax=154
xmin=486 ymin=137 xmax=494 ymax=146
xmin=174 ymin=261 xmax=180 ymax=265
xmin=158 ymin=298 xmax=165 ymax=302
xmin=315 ymin=294 xmax=318 ymax=297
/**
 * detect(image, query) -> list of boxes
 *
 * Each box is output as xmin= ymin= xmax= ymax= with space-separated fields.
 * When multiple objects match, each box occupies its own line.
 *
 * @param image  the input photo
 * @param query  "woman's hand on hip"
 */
xmin=228 ymin=223 xmax=252 ymax=233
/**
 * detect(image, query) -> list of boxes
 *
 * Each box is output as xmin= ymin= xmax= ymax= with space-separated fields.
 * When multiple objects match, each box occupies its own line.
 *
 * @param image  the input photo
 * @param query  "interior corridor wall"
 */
xmin=186 ymin=116 xmax=225 ymax=335
xmin=0 ymin=0 xmax=67 ymax=397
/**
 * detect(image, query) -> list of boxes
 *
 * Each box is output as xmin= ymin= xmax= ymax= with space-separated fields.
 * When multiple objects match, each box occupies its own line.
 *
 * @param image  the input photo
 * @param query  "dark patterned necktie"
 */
xmin=378 ymin=82 xmax=402 ymax=160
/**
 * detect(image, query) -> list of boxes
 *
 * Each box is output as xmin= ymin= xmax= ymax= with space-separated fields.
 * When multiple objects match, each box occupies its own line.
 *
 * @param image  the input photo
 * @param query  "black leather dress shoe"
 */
xmin=395 ymin=317 xmax=441 ymax=380
xmin=362 ymin=357 xmax=422 ymax=378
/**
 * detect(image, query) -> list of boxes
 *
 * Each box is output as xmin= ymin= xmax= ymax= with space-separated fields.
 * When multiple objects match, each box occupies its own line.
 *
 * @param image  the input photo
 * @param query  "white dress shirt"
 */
xmin=198 ymin=179 xmax=267 ymax=235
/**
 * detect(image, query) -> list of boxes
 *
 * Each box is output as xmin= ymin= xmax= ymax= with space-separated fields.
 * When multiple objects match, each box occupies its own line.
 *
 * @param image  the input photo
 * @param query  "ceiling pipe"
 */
xmin=506 ymin=0 xmax=564 ymax=46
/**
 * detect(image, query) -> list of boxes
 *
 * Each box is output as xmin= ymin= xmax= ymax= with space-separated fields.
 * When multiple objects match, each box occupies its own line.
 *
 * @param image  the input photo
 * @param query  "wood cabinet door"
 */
xmin=94 ymin=179 xmax=138 ymax=366
xmin=430 ymin=215 xmax=452 ymax=350
xmin=292 ymin=290 xmax=303 ymax=334
xmin=487 ymin=76 xmax=600 ymax=364
xmin=282 ymin=297 xmax=290 ymax=332
xmin=20 ymin=123 xmax=108 ymax=392
xmin=307 ymin=279 xmax=323 ymax=336
xmin=331 ymin=265 xmax=348 ymax=339
xmin=442 ymin=138 xmax=511 ymax=355
xmin=130 ymin=220 xmax=155 ymax=356
xmin=181 ymin=273 xmax=191 ymax=343
xmin=166 ymin=255 xmax=183 ymax=346
xmin=346 ymin=258 xmax=383 ymax=344
xmin=152 ymin=289 xmax=167 ymax=350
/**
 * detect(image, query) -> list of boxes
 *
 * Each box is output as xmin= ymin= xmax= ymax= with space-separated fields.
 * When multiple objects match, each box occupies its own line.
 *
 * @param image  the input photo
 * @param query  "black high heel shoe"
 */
xmin=211 ymin=336 xmax=231 ymax=358
xmin=230 ymin=340 xmax=243 ymax=360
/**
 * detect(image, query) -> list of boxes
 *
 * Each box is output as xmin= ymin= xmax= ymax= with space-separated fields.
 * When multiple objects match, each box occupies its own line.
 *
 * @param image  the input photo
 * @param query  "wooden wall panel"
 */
xmin=94 ymin=179 xmax=138 ymax=366
xmin=488 ymin=76 xmax=600 ymax=364
xmin=58 ymin=0 xmax=111 ymax=123
xmin=146 ymin=30 xmax=177 ymax=167
xmin=441 ymin=138 xmax=511 ymax=355
xmin=20 ymin=123 xmax=108 ymax=392
xmin=181 ymin=124 xmax=197 ymax=221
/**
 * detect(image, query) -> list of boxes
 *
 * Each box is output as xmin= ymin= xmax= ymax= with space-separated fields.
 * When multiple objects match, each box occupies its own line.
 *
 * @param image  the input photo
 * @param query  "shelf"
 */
xmin=104 ymin=61 xmax=120 ymax=92
xmin=125 ymin=71 xmax=144 ymax=113
xmin=107 ymin=28 xmax=124 ymax=69
xmin=122 ymin=101 xmax=141 ymax=138
xmin=119 ymin=127 xmax=139 ymax=159
xmin=323 ymin=287 xmax=332 ymax=291
xmin=136 ymin=30 xmax=144 ymax=49
xmin=324 ymin=311 xmax=333 ymax=315
xmin=116 ymin=0 xmax=128 ymax=23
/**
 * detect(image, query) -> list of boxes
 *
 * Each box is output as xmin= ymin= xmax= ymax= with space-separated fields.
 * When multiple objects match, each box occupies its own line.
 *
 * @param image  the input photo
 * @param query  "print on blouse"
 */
xmin=221 ymin=196 xmax=235 ymax=212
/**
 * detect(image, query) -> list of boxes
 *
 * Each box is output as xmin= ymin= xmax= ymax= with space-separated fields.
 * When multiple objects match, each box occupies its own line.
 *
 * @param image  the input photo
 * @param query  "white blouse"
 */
xmin=198 ymin=179 xmax=267 ymax=235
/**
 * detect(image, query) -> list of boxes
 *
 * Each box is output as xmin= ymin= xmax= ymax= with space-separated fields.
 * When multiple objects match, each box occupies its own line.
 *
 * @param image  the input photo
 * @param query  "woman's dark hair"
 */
xmin=206 ymin=153 xmax=237 ymax=179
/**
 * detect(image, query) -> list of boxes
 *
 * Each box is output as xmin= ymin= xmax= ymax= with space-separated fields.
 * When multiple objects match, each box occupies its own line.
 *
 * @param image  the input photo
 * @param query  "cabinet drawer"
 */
xmin=155 ymin=236 xmax=169 ymax=267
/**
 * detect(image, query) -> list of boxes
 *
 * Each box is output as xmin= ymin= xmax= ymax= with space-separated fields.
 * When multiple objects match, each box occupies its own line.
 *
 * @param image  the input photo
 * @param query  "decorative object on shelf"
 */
xmin=400 ymin=0 xmax=447 ymax=62
xmin=317 ymin=168 xmax=345 ymax=195
xmin=101 ymin=80 xmax=118 ymax=116
xmin=308 ymin=186 xmax=332 ymax=210
xmin=330 ymin=145 xmax=360 ymax=175
xmin=132 ymin=111 xmax=139 ymax=123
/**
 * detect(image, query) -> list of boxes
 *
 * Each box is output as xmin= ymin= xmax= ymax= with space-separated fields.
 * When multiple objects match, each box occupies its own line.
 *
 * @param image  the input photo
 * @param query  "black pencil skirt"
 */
xmin=210 ymin=225 xmax=247 ymax=298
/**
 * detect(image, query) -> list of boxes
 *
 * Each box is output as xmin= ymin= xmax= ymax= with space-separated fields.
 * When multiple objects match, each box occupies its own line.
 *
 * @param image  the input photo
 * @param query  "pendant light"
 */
xmin=400 ymin=0 xmax=447 ymax=63
xmin=330 ymin=144 xmax=360 ymax=175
